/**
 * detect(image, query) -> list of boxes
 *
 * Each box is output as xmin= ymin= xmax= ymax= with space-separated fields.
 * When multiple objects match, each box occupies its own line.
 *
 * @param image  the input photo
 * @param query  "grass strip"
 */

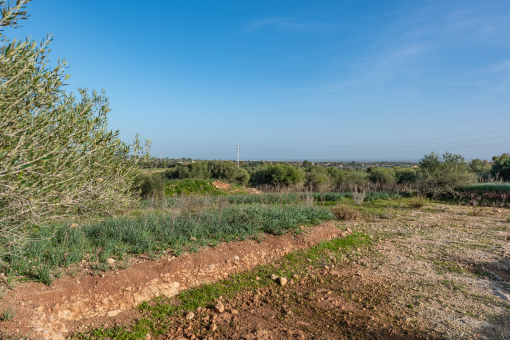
xmin=6 ymin=205 xmax=334 ymax=284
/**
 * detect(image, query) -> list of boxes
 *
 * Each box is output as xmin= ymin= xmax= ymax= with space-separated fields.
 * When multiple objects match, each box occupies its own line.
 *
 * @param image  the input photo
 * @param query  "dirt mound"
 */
xmin=212 ymin=180 xmax=232 ymax=190
xmin=0 ymin=222 xmax=350 ymax=340
xmin=246 ymin=187 xmax=262 ymax=195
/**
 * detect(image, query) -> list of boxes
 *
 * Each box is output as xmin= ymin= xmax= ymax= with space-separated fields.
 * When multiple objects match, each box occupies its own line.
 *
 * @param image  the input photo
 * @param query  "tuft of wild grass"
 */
xmin=331 ymin=205 xmax=362 ymax=221
xmin=352 ymin=186 xmax=366 ymax=205
xmin=1 ymin=307 xmax=15 ymax=321
xmin=7 ymin=205 xmax=334 ymax=284
xmin=407 ymin=194 xmax=429 ymax=209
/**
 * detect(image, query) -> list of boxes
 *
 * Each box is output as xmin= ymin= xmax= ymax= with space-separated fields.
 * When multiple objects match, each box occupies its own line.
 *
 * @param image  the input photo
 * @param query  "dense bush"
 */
xmin=0 ymin=2 xmax=149 ymax=262
xmin=491 ymin=153 xmax=510 ymax=181
xmin=470 ymin=159 xmax=492 ymax=180
xmin=165 ymin=161 xmax=249 ymax=185
xmin=250 ymin=164 xmax=305 ymax=187
xmin=327 ymin=167 xmax=347 ymax=186
xmin=305 ymin=166 xmax=330 ymax=189
xmin=367 ymin=167 xmax=396 ymax=184
xmin=343 ymin=171 xmax=369 ymax=187
xmin=394 ymin=167 xmax=418 ymax=184
xmin=134 ymin=172 xmax=166 ymax=199
xmin=417 ymin=152 xmax=475 ymax=198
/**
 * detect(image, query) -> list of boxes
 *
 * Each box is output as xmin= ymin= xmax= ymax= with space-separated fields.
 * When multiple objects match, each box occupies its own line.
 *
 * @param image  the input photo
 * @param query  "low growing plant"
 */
xmin=352 ymin=186 xmax=366 ymax=205
xmin=407 ymin=194 xmax=428 ymax=209
xmin=1 ymin=307 xmax=15 ymax=322
xmin=331 ymin=205 xmax=362 ymax=221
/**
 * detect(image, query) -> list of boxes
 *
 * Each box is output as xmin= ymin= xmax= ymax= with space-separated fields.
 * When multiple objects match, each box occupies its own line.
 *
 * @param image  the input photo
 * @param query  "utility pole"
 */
xmin=237 ymin=141 xmax=240 ymax=168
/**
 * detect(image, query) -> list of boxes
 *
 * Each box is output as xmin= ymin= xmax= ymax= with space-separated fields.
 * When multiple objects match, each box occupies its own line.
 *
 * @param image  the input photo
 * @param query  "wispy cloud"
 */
xmin=301 ymin=1 xmax=510 ymax=105
xmin=244 ymin=17 xmax=339 ymax=32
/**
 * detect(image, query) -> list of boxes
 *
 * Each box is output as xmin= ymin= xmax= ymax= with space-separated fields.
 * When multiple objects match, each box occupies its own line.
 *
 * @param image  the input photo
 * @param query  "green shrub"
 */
xmin=327 ymin=167 xmax=348 ymax=186
xmin=417 ymin=152 xmax=475 ymax=198
xmin=470 ymin=159 xmax=492 ymax=179
xmin=0 ymin=2 xmax=149 ymax=263
xmin=165 ymin=161 xmax=249 ymax=185
xmin=134 ymin=172 xmax=166 ymax=199
xmin=209 ymin=161 xmax=250 ymax=185
xmin=394 ymin=167 xmax=418 ymax=184
xmin=250 ymin=164 xmax=305 ymax=187
xmin=367 ymin=167 xmax=396 ymax=184
xmin=305 ymin=166 xmax=330 ymax=189
xmin=491 ymin=153 xmax=510 ymax=181
xmin=343 ymin=171 xmax=369 ymax=187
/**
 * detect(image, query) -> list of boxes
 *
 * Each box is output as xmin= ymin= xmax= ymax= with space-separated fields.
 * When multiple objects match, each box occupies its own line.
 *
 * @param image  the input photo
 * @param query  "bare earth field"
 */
xmin=1 ymin=201 xmax=509 ymax=340
xmin=156 ymin=203 xmax=510 ymax=340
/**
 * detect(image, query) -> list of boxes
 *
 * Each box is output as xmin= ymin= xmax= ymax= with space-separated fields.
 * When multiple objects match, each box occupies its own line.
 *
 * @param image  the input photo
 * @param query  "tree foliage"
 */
xmin=417 ymin=152 xmax=475 ymax=198
xmin=250 ymin=164 xmax=305 ymax=187
xmin=0 ymin=1 xmax=149 ymax=260
xmin=491 ymin=153 xmax=510 ymax=181
xmin=165 ymin=161 xmax=250 ymax=185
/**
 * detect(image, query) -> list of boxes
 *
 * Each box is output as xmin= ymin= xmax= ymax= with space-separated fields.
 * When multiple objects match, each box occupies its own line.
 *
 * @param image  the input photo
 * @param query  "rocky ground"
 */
xmin=157 ymin=203 xmax=510 ymax=340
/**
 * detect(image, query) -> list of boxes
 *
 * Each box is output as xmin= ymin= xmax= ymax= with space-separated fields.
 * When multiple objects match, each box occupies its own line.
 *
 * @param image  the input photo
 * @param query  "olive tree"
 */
xmin=0 ymin=1 xmax=150 ymax=262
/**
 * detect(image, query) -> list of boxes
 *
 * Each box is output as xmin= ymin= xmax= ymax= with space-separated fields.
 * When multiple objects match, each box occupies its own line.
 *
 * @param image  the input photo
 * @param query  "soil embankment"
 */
xmin=0 ymin=222 xmax=349 ymax=340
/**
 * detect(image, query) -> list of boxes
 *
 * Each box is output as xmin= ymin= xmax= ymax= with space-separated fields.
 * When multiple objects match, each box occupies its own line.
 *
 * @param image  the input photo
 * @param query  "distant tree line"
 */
xmin=140 ymin=152 xmax=509 ymax=198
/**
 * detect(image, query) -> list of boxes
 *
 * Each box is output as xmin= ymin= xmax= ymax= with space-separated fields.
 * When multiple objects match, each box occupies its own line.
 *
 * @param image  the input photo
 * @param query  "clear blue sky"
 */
xmin=9 ymin=0 xmax=510 ymax=161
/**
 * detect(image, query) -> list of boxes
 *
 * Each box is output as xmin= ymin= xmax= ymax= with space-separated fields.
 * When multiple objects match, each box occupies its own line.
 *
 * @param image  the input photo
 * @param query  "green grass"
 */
xmin=143 ymin=191 xmax=406 ymax=209
xmin=463 ymin=183 xmax=510 ymax=192
xmin=72 ymin=231 xmax=372 ymax=339
xmin=1 ymin=307 xmax=15 ymax=321
xmin=433 ymin=260 xmax=464 ymax=275
xmin=6 ymin=205 xmax=334 ymax=284
xmin=164 ymin=179 xmax=247 ymax=197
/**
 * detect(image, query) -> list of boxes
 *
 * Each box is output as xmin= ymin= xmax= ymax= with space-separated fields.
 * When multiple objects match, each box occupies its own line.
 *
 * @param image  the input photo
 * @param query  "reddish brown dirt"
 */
xmin=212 ymin=181 xmax=232 ymax=191
xmin=0 ymin=222 xmax=349 ymax=340
xmin=160 ymin=265 xmax=430 ymax=340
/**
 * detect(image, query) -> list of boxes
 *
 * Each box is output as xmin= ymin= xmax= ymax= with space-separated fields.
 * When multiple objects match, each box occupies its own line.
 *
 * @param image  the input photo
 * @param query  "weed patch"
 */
xmin=407 ymin=194 xmax=429 ymax=209
xmin=7 ymin=205 xmax=334 ymax=283
xmin=331 ymin=205 xmax=361 ymax=221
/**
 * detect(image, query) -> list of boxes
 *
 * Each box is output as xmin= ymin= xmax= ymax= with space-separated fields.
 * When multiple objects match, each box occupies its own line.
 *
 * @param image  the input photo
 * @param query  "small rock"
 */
xmin=307 ymin=259 xmax=312 ymax=263
xmin=210 ymin=323 xmax=218 ymax=331
xmin=234 ymin=255 xmax=240 ymax=261
xmin=292 ymin=274 xmax=299 ymax=280
xmin=214 ymin=302 xmax=225 ymax=313
xmin=255 ymin=276 xmax=261 ymax=281
xmin=231 ymin=309 xmax=239 ymax=314
xmin=107 ymin=258 xmax=115 ymax=265
xmin=190 ymin=237 xmax=197 ymax=241
xmin=270 ymin=274 xmax=279 ymax=280
xmin=278 ymin=277 xmax=288 ymax=286
xmin=186 ymin=312 xmax=194 ymax=320
xmin=145 ymin=334 xmax=151 ymax=340
xmin=495 ymin=275 xmax=502 ymax=281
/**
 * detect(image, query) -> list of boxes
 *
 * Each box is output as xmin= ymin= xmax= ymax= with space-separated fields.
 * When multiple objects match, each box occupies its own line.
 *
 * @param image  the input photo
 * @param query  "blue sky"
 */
xmin=8 ymin=0 xmax=510 ymax=161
